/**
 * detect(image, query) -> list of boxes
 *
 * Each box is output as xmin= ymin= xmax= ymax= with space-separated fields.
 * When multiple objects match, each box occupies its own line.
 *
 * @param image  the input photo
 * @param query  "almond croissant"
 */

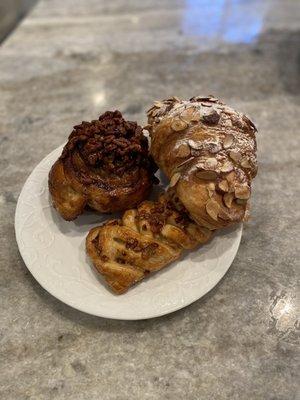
xmin=147 ymin=96 xmax=258 ymax=229
xmin=86 ymin=193 xmax=212 ymax=294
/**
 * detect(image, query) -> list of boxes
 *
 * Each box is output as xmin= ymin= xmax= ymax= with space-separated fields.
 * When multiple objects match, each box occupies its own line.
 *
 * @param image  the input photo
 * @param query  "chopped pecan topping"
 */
xmin=61 ymin=110 xmax=156 ymax=177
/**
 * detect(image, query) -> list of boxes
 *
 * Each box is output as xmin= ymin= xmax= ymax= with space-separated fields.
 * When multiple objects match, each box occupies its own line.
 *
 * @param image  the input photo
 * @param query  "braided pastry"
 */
xmin=49 ymin=111 xmax=156 ymax=220
xmin=86 ymin=193 xmax=212 ymax=294
xmin=146 ymin=96 xmax=257 ymax=229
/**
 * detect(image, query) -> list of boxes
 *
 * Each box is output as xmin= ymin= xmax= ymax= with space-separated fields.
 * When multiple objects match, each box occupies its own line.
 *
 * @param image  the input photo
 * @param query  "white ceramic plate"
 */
xmin=15 ymin=146 xmax=242 ymax=320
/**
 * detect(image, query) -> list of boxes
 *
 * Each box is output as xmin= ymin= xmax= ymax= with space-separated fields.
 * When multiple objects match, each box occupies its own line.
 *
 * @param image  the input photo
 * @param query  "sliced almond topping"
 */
xmin=218 ymin=208 xmax=231 ymax=221
xmin=220 ymin=161 xmax=233 ymax=173
xmin=223 ymin=193 xmax=234 ymax=208
xmin=201 ymin=102 xmax=212 ymax=107
xmin=207 ymin=184 xmax=215 ymax=198
xmin=229 ymin=151 xmax=242 ymax=163
xmin=181 ymin=107 xmax=195 ymax=122
xmin=218 ymin=180 xmax=229 ymax=192
xmin=196 ymin=170 xmax=217 ymax=180
xmin=172 ymin=103 xmax=183 ymax=112
xmin=207 ymin=96 xmax=219 ymax=102
xmin=207 ymin=188 xmax=213 ymax=198
xmin=235 ymin=185 xmax=250 ymax=200
xmin=172 ymin=96 xmax=180 ymax=102
xmin=225 ymin=171 xmax=236 ymax=183
xmin=241 ymin=158 xmax=251 ymax=168
xmin=224 ymin=118 xmax=233 ymax=128
xmin=169 ymin=172 xmax=181 ymax=188
xmin=188 ymin=139 xmax=202 ymax=150
xmin=147 ymin=106 xmax=156 ymax=115
xmin=171 ymin=119 xmax=188 ymax=131
xmin=223 ymin=107 xmax=236 ymax=116
xmin=206 ymin=158 xmax=218 ymax=168
xmin=206 ymin=199 xmax=220 ymax=221
xmin=176 ymin=144 xmax=191 ymax=158
xmin=190 ymin=112 xmax=201 ymax=122
xmin=191 ymin=96 xmax=212 ymax=102
xmin=223 ymin=134 xmax=234 ymax=149
xmin=154 ymin=101 xmax=164 ymax=108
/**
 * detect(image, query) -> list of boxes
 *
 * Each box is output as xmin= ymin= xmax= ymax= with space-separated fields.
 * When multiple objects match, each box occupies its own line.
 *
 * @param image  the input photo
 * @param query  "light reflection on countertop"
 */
xmin=182 ymin=0 xmax=270 ymax=45
xmin=93 ymin=90 xmax=106 ymax=107
xmin=269 ymin=289 xmax=299 ymax=341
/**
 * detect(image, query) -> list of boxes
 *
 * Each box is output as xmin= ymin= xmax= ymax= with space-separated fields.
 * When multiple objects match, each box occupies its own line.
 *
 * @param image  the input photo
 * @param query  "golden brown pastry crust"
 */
xmin=146 ymin=96 xmax=257 ymax=229
xmin=48 ymin=111 xmax=156 ymax=220
xmin=86 ymin=193 xmax=212 ymax=294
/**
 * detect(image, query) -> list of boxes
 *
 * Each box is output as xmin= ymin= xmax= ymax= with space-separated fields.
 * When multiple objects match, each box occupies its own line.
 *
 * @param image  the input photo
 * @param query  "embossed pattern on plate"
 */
xmin=15 ymin=146 xmax=242 ymax=320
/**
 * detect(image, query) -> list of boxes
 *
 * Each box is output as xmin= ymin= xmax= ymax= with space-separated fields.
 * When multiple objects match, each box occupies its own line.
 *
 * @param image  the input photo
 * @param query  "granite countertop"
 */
xmin=0 ymin=0 xmax=299 ymax=399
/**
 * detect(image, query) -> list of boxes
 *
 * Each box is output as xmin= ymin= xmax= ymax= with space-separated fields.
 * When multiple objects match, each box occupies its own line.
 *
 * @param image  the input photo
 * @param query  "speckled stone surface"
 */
xmin=0 ymin=1 xmax=299 ymax=399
